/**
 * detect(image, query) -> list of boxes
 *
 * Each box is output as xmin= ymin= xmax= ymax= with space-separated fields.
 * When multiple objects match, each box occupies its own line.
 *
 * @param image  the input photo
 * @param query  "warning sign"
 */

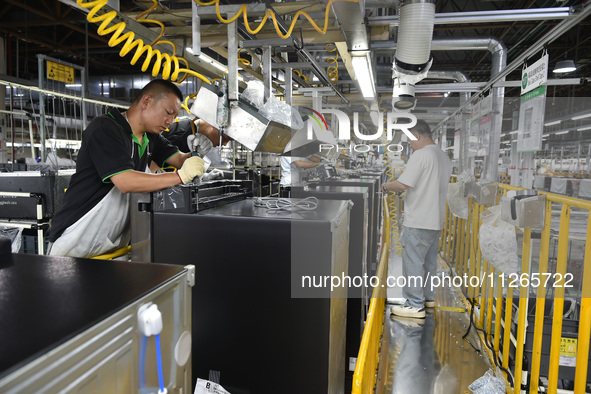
xmin=559 ymin=337 xmax=577 ymax=367
xmin=47 ymin=60 xmax=74 ymax=83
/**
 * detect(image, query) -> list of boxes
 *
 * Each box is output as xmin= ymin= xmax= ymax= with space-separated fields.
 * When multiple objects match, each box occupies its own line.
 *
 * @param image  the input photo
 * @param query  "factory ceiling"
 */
xmin=0 ymin=0 xmax=590 ymax=134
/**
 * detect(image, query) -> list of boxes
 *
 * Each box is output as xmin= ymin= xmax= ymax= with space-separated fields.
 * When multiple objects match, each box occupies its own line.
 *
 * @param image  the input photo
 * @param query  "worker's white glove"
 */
xmin=201 ymin=168 xmax=225 ymax=181
xmin=187 ymin=133 xmax=214 ymax=157
xmin=177 ymin=156 xmax=206 ymax=184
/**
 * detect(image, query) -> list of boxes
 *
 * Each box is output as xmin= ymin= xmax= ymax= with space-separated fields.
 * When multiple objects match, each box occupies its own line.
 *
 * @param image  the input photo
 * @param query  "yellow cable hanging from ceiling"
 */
xmin=378 ymin=99 xmax=402 ymax=256
xmin=193 ymin=0 xmax=362 ymax=39
xmin=77 ymin=0 xmax=211 ymax=84
xmin=326 ymin=43 xmax=339 ymax=83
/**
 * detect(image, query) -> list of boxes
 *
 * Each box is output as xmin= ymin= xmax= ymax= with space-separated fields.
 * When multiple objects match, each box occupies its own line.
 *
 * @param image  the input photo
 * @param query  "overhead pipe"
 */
xmin=371 ymin=37 xmax=506 ymax=175
xmin=367 ymin=7 xmax=572 ymax=26
xmin=431 ymin=38 xmax=506 ymax=179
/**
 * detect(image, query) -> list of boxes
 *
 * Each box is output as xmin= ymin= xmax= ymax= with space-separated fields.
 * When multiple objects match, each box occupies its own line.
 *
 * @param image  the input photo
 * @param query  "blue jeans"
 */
xmin=401 ymin=226 xmax=441 ymax=309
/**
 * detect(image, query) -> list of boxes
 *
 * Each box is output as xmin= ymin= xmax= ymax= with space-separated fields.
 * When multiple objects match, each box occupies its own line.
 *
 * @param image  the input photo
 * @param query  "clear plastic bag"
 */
xmin=240 ymin=80 xmax=304 ymax=129
xmin=240 ymin=80 xmax=265 ymax=109
xmin=468 ymin=369 xmax=506 ymax=394
xmin=0 ymin=226 xmax=23 ymax=253
xmin=447 ymin=182 xmax=469 ymax=219
xmin=260 ymin=92 xmax=304 ymax=129
xmin=479 ymin=205 xmax=519 ymax=275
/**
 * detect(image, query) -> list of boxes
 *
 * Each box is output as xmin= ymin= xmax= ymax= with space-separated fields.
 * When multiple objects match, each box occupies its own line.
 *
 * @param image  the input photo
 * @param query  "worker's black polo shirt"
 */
xmin=49 ymin=110 xmax=179 ymax=242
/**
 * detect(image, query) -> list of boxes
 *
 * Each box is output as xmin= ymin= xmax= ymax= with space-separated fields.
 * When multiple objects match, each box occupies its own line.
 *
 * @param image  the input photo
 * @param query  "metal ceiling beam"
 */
xmin=259 ymin=0 xmax=348 ymax=104
xmin=436 ymin=2 xmax=591 ymax=129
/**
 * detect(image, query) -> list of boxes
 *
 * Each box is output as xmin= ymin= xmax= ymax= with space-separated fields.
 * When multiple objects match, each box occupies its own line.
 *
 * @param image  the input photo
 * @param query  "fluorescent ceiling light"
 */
xmin=187 ymin=48 xmax=227 ymax=72
xmin=572 ymin=113 xmax=591 ymax=121
xmin=351 ymin=54 xmax=376 ymax=99
xmin=509 ymin=130 xmax=519 ymax=135
xmin=553 ymin=60 xmax=576 ymax=74
xmin=555 ymin=130 xmax=569 ymax=135
xmin=544 ymin=120 xmax=561 ymax=126
xmin=578 ymin=126 xmax=591 ymax=131
xmin=66 ymin=84 xmax=82 ymax=88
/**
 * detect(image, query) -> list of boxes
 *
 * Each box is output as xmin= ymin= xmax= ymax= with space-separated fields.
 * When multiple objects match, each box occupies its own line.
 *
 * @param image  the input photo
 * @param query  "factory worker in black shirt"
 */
xmin=48 ymin=79 xmax=206 ymax=258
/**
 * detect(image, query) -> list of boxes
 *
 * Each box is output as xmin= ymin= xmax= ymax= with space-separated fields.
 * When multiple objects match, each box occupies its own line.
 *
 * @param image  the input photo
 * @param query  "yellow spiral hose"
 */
xmin=379 ymin=100 xmax=402 ymax=256
xmin=193 ymin=0 xmax=362 ymax=39
xmin=77 ymin=0 xmax=211 ymax=84
xmin=326 ymin=43 xmax=339 ymax=83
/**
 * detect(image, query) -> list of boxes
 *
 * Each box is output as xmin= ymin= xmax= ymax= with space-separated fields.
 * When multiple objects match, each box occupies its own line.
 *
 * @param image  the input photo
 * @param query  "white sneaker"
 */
xmin=390 ymin=303 xmax=426 ymax=319
xmin=390 ymin=299 xmax=435 ymax=309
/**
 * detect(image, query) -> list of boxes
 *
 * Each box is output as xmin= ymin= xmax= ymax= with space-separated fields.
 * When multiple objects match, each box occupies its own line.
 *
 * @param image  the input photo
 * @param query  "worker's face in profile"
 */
xmin=144 ymin=92 xmax=181 ymax=134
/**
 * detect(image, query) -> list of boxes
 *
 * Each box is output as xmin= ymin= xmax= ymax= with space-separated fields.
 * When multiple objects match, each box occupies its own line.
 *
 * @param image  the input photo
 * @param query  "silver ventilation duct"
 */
xmin=392 ymin=0 xmax=436 ymax=111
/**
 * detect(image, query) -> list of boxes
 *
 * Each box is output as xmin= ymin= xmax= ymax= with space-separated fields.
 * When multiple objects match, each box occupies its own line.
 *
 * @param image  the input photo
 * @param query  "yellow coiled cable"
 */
xmin=193 ymin=0 xmax=362 ymax=39
xmin=326 ymin=43 xmax=339 ymax=83
xmin=379 ymin=100 xmax=402 ymax=256
xmin=238 ymin=48 xmax=251 ymax=66
xmin=77 ymin=0 xmax=211 ymax=84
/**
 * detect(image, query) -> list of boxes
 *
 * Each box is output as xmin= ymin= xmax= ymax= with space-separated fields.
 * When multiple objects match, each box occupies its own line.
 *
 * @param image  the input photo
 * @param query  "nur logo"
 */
xmin=304 ymin=108 xmax=419 ymax=142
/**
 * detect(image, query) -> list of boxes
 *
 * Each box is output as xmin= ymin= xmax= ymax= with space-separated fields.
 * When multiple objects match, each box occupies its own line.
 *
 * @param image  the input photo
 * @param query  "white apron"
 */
xmin=48 ymin=186 xmax=131 ymax=258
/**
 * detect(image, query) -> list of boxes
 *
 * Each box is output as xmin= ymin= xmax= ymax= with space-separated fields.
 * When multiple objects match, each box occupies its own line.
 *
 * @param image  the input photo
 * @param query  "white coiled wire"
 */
xmin=253 ymin=197 xmax=319 ymax=212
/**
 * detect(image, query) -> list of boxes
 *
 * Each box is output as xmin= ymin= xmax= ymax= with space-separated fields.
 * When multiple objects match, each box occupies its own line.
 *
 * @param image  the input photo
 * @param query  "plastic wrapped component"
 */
xmin=240 ymin=80 xmax=266 ymax=109
xmin=259 ymin=93 xmax=304 ymax=129
xmin=242 ymin=80 xmax=304 ymax=129
xmin=479 ymin=205 xmax=519 ymax=275
xmin=468 ymin=369 xmax=506 ymax=394
xmin=153 ymin=186 xmax=187 ymax=212
xmin=0 ymin=226 xmax=23 ymax=253
xmin=216 ymin=78 xmax=229 ymax=128
xmin=447 ymin=182 xmax=469 ymax=219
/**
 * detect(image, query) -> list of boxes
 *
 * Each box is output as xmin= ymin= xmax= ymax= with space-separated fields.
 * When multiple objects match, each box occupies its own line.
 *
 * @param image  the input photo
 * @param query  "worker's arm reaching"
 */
xmin=110 ymin=155 xmax=205 ymax=193
xmin=382 ymin=180 xmax=409 ymax=193
xmin=293 ymin=159 xmax=320 ymax=169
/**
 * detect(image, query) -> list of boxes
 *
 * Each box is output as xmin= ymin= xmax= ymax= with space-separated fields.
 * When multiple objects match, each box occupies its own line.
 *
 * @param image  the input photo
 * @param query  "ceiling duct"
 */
xmin=392 ymin=0 xmax=436 ymax=111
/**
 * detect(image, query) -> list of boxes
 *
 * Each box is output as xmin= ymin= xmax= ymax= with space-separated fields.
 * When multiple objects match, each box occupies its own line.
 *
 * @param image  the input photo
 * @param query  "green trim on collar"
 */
xmin=131 ymin=133 xmax=149 ymax=158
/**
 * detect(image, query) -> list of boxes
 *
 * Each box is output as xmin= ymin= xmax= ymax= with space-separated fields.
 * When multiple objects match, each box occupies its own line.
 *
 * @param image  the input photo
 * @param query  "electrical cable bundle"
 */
xmin=253 ymin=196 xmax=319 ymax=212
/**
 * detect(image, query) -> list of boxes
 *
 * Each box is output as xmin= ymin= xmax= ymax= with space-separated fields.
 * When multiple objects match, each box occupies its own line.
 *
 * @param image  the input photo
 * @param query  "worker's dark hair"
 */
xmin=133 ymin=79 xmax=183 ymax=104
xmin=410 ymin=119 xmax=432 ymax=138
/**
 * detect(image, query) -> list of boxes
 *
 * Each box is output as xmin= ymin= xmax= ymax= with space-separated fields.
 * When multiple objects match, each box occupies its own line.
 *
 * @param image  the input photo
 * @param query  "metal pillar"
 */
xmin=262 ymin=46 xmax=272 ymax=102
xmin=192 ymin=0 xmax=201 ymax=56
xmin=285 ymin=67 xmax=292 ymax=106
xmin=37 ymin=55 xmax=47 ymax=162
xmin=226 ymin=19 xmax=239 ymax=102
xmin=0 ymin=37 xmax=6 ymax=164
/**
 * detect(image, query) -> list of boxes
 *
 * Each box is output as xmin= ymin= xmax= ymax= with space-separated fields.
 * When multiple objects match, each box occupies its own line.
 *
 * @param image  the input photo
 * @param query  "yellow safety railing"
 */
xmin=351 ymin=196 xmax=391 ymax=394
xmin=439 ymin=182 xmax=591 ymax=394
